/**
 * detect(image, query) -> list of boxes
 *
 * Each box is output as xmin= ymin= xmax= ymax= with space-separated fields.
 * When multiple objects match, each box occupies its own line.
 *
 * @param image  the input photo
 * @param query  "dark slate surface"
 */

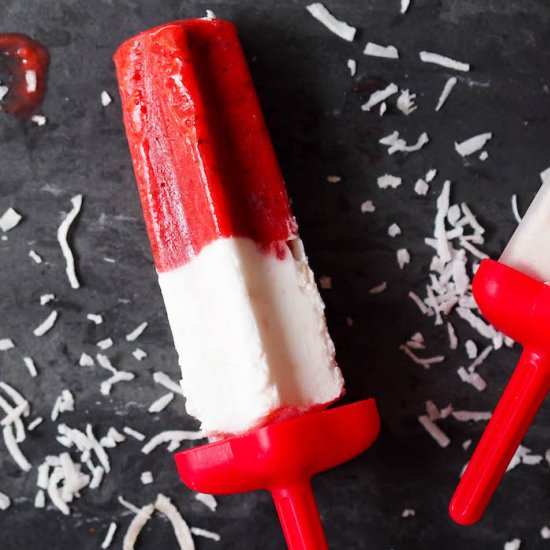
xmin=1 ymin=0 xmax=550 ymax=548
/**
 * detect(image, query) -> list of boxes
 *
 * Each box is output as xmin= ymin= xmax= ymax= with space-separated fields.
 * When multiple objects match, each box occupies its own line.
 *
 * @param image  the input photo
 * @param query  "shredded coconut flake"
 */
xmin=369 ymin=281 xmax=387 ymax=294
xmin=396 ymin=89 xmax=417 ymax=115
xmin=100 ymin=91 xmax=112 ymax=107
xmin=363 ymin=42 xmax=399 ymax=59
xmin=87 ymin=313 xmax=103 ymax=325
xmin=361 ymin=83 xmax=398 ymax=111
xmin=0 ymin=491 xmax=10 ymax=510
xmin=148 ymin=392 xmax=174 ymax=414
xmin=29 ymin=249 xmax=43 ymax=263
xmin=346 ymin=58 xmax=357 ymax=76
xmin=414 ymin=179 xmax=429 ymax=196
xmin=401 ymin=0 xmax=411 ymax=13
xmin=140 ymin=471 xmax=154 ymax=485
xmin=97 ymin=338 xmax=114 ymax=350
xmin=101 ymin=522 xmax=118 ymax=549
xmin=377 ymin=174 xmax=402 ymax=189
xmin=435 ymin=77 xmax=457 ymax=111
xmin=0 ymin=339 xmax=14 ymax=351
xmin=191 ymin=527 xmax=221 ymax=542
xmin=122 ymin=502 xmax=155 ymax=550
xmin=541 ymin=526 xmax=550 ymax=540
xmin=401 ymin=508 xmax=415 ymax=518
xmin=360 ymin=200 xmax=376 ymax=213
xmin=0 ymin=208 xmax=22 ymax=232
xmin=141 ymin=430 xmax=204 ymax=455
xmin=388 ymin=223 xmax=402 ymax=237
xmin=452 ymin=410 xmax=491 ymax=422
xmin=155 ymin=493 xmax=195 ymax=550
xmin=195 ymin=492 xmax=218 ymax=512
xmin=132 ymin=348 xmax=147 ymax=361
xmin=25 ymin=70 xmax=37 ymax=92
xmin=125 ymin=322 xmax=148 ymax=342
xmin=305 ymin=3 xmax=357 ymax=42
xmin=57 ymin=195 xmax=82 ymax=289
xmin=511 ymin=194 xmax=522 ymax=224
xmin=397 ymin=248 xmax=411 ymax=269
xmin=79 ymin=353 xmax=94 ymax=367
xmin=379 ymin=130 xmax=429 ymax=155
xmin=455 ymin=133 xmax=493 ymax=157
xmin=40 ymin=293 xmax=55 ymax=306
xmin=33 ymin=310 xmax=58 ymax=336
xmin=504 ymin=539 xmax=521 ymax=550
xmin=419 ymin=51 xmax=470 ymax=72
xmin=31 ymin=114 xmax=47 ymax=126
xmin=418 ymin=415 xmax=450 ymax=447
xmin=123 ymin=426 xmax=146 ymax=441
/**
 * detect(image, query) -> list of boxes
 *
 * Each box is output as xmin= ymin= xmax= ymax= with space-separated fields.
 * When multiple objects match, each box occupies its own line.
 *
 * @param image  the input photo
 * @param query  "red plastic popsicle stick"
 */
xmin=175 ymin=399 xmax=380 ymax=550
xmin=449 ymin=259 xmax=550 ymax=525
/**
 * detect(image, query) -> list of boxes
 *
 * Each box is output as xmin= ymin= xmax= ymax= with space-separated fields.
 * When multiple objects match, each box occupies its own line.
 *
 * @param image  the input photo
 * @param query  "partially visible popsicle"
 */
xmin=114 ymin=18 xmax=344 ymax=436
xmin=450 ymin=176 xmax=550 ymax=525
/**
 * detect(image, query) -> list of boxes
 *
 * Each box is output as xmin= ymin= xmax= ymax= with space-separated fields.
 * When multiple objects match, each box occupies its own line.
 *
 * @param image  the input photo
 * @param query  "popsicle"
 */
xmin=449 ymin=176 xmax=550 ymax=525
xmin=114 ymin=18 xmax=379 ymax=549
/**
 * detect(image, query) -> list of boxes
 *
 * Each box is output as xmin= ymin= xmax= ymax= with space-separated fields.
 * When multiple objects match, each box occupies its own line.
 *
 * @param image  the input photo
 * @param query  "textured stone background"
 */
xmin=1 ymin=0 xmax=550 ymax=548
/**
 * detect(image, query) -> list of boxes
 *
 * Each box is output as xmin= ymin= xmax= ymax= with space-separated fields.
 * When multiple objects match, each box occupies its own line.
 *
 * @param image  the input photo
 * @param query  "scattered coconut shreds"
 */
xmin=326 ymin=175 xmax=341 ymax=184
xmin=31 ymin=114 xmax=47 ymax=126
xmin=0 ymin=207 xmax=22 ymax=232
xmin=418 ymin=415 xmax=450 ymax=447
xmin=100 ymin=371 xmax=135 ymax=396
xmin=414 ymin=179 xmax=429 ymax=196
xmin=379 ymin=130 xmax=429 ymax=155
xmin=0 ymin=491 xmax=10 ymax=511
xmin=27 ymin=417 xmax=43 ymax=431
xmin=435 ymin=76 xmax=457 ymax=111
xmin=33 ymin=310 xmax=58 ymax=337
xmin=195 ymin=492 xmax=218 ymax=512
xmin=29 ymin=249 xmax=43 ymax=264
xmin=51 ymin=390 xmax=75 ymax=422
xmin=363 ymin=42 xmax=399 ymax=60
xmin=40 ymin=293 xmax=55 ymax=306
xmin=397 ymin=248 xmax=411 ymax=269
xmin=401 ymin=0 xmax=411 ymax=14
xmin=101 ymin=522 xmax=118 ymax=549
xmin=3 ymin=424 xmax=31 ymax=471
xmin=132 ymin=348 xmax=147 ymax=361
xmin=0 ymin=85 xmax=8 ymax=101
xmin=141 ymin=430 xmax=204 ymax=455
xmin=401 ymin=508 xmax=415 ymax=518
xmin=479 ymin=150 xmax=488 ymax=161
xmin=57 ymin=194 xmax=83 ymax=290
xmin=377 ymin=174 xmax=402 ymax=189
xmin=400 ymin=344 xmax=444 ymax=369
xmin=396 ymin=89 xmax=417 ymax=115
xmin=457 ymin=366 xmax=487 ymax=392
xmin=122 ymin=502 xmax=155 ymax=550
xmin=97 ymin=338 xmax=114 ymax=350
xmin=155 ymin=493 xmax=195 ymax=550
xmin=305 ymin=3 xmax=357 ymax=42
xmin=79 ymin=353 xmax=94 ymax=367
xmin=447 ymin=322 xmax=458 ymax=350
xmin=369 ymin=281 xmax=387 ymax=294
xmin=451 ymin=410 xmax=491 ymax=422
xmin=319 ymin=275 xmax=332 ymax=289
xmin=507 ymin=445 xmax=543 ymax=472
xmin=153 ymin=372 xmax=183 ymax=396
xmin=455 ymin=132 xmax=493 ymax=157
xmin=190 ymin=527 xmax=221 ymax=542
xmin=379 ymin=102 xmax=387 ymax=116
xmin=140 ymin=471 xmax=154 ymax=485
xmin=425 ymin=400 xmax=440 ymax=421
xmin=361 ymin=83 xmax=398 ymax=111
xmin=87 ymin=313 xmax=103 ymax=325
xmin=347 ymin=58 xmax=357 ymax=76
xmin=541 ymin=526 xmax=550 ymax=540
xmin=419 ymin=51 xmax=470 ymax=72
xmin=462 ymin=439 xmax=472 ymax=451
xmin=148 ymin=392 xmax=174 ymax=414
xmin=34 ymin=489 xmax=46 ymax=508
xmin=360 ymin=199 xmax=376 ymax=213
xmin=100 ymin=90 xmax=112 ymax=107
xmin=388 ymin=223 xmax=402 ymax=237
xmin=425 ymin=169 xmax=437 ymax=183
xmin=125 ymin=322 xmax=148 ymax=342
xmin=511 ymin=194 xmax=522 ymax=224
xmin=504 ymin=538 xmax=521 ymax=550
xmin=123 ymin=426 xmax=146 ymax=441
xmin=463 ymin=341 xmax=477 ymax=361
xmin=0 ymin=338 xmax=15 ymax=351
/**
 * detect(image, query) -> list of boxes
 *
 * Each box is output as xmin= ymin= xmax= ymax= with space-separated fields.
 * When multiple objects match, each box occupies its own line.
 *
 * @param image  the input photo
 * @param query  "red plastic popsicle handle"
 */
xmin=450 ymin=350 xmax=550 ymax=525
xmin=272 ymin=482 xmax=328 ymax=550
xmin=175 ymin=399 xmax=380 ymax=550
xmin=449 ymin=259 xmax=550 ymax=525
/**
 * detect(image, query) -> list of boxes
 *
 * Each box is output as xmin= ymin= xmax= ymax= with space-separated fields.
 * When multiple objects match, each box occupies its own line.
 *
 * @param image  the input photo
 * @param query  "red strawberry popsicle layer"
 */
xmin=114 ymin=18 xmax=344 ymax=436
